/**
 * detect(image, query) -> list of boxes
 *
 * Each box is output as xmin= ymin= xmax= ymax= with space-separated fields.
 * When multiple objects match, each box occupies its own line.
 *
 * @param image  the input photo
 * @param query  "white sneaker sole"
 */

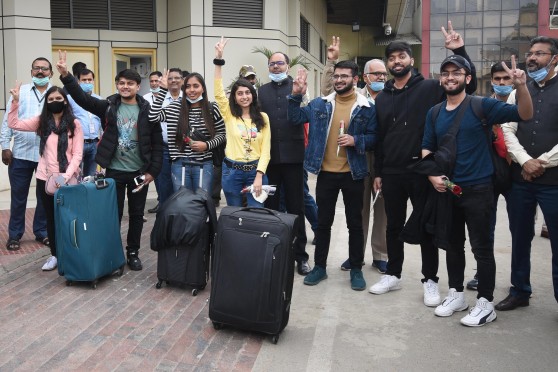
xmin=424 ymin=296 xmax=442 ymax=307
xmin=460 ymin=310 xmax=497 ymax=327
xmin=369 ymin=284 xmax=401 ymax=295
xmin=434 ymin=304 xmax=469 ymax=317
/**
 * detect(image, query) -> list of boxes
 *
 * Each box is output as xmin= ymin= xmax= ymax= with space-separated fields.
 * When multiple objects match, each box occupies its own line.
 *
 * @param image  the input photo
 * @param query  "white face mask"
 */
xmin=150 ymin=87 xmax=161 ymax=93
xmin=269 ymin=72 xmax=288 ymax=82
xmin=186 ymin=96 xmax=203 ymax=104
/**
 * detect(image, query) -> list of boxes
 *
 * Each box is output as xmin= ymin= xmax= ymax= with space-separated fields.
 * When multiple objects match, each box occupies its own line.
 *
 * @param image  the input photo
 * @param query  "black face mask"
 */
xmin=47 ymin=101 xmax=65 ymax=113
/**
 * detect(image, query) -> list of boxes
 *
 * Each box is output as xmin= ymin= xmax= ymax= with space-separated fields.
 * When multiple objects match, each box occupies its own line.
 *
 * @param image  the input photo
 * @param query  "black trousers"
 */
xmin=314 ymin=171 xmax=364 ymax=269
xmin=265 ymin=163 xmax=309 ymax=262
xmin=381 ymin=173 xmax=439 ymax=282
xmin=36 ymin=179 xmax=56 ymax=257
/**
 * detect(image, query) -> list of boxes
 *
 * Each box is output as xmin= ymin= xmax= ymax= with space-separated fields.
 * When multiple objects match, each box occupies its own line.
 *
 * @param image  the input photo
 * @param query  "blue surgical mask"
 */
xmin=150 ymin=87 xmax=161 ymax=93
xmin=370 ymin=82 xmax=385 ymax=92
xmin=186 ymin=96 xmax=203 ymax=104
xmin=269 ymin=72 xmax=288 ymax=83
xmin=80 ymin=83 xmax=94 ymax=93
xmin=527 ymin=58 xmax=555 ymax=83
xmin=32 ymin=76 xmax=50 ymax=87
xmin=492 ymin=84 xmax=513 ymax=97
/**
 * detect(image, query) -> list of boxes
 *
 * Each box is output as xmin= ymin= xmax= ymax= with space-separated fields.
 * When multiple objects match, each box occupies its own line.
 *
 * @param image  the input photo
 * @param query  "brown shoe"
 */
xmin=495 ymin=294 xmax=529 ymax=311
xmin=541 ymin=228 xmax=549 ymax=239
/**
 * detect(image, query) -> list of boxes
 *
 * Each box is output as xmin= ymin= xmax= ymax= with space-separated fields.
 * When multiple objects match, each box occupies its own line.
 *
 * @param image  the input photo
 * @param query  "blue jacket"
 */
xmin=288 ymin=91 xmax=377 ymax=180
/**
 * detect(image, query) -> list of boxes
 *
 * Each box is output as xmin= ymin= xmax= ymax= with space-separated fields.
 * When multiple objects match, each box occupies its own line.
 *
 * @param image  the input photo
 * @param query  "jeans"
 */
xmin=489 ymin=188 xmax=510 ymax=245
xmin=222 ymin=159 xmax=268 ymax=208
xmin=171 ymin=158 xmax=213 ymax=192
xmin=36 ymin=179 xmax=56 ymax=257
xmin=105 ymin=169 xmax=149 ymax=252
xmin=7 ymin=158 xmax=47 ymax=240
xmin=265 ymin=163 xmax=309 ymax=263
xmin=381 ymin=173 xmax=438 ymax=281
xmin=507 ymin=181 xmax=558 ymax=302
xmin=446 ymin=183 xmax=495 ymax=301
xmin=153 ymin=145 xmax=174 ymax=205
xmin=314 ymin=171 xmax=364 ymax=269
xmin=81 ymin=141 xmax=98 ymax=177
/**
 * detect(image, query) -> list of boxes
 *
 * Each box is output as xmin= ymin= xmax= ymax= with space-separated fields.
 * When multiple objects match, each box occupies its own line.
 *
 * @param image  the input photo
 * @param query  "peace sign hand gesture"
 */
xmin=215 ymin=36 xmax=229 ymax=59
xmin=292 ymin=69 xmax=308 ymax=95
xmin=159 ymin=68 xmax=169 ymax=90
xmin=441 ymin=20 xmax=464 ymax=50
xmin=56 ymin=50 xmax=69 ymax=77
xmin=327 ymin=36 xmax=340 ymax=61
xmin=502 ymin=55 xmax=526 ymax=86
xmin=9 ymin=80 xmax=22 ymax=102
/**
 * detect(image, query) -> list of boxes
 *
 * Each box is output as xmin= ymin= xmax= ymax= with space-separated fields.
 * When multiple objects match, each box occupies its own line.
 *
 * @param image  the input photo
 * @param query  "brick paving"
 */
xmin=0 ymin=208 xmax=263 ymax=372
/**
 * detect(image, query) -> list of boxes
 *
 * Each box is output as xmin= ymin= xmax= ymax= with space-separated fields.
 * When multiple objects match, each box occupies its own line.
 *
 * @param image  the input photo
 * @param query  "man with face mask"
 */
xmin=499 ymin=36 xmax=558 ymax=312
xmin=66 ymin=68 xmax=103 ymax=177
xmin=258 ymin=52 xmax=311 ymax=276
xmin=0 ymin=57 xmax=51 ymax=253
xmin=321 ymin=36 xmax=389 ymax=274
xmin=143 ymin=71 xmax=162 ymax=105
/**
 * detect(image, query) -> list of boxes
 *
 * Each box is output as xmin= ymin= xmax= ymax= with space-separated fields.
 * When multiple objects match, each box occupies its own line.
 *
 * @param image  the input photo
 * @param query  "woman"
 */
xmin=149 ymin=71 xmax=225 ymax=192
xmin=214 ymin=37 xmax=271 ymax=207
xmin=8 ymin=83 xmax=83 ymax=271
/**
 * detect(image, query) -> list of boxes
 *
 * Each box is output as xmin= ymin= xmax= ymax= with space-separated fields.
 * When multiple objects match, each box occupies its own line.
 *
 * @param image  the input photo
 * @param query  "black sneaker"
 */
xmin=148 ymin=203 xmax=159 ymax=214
xmin=466 ymin=274 xmax=478 ymax=290
xmin=297 ymin=260 xmax=312 ymax=275
xmin=127 ymin=251 xmax=143 ymax=271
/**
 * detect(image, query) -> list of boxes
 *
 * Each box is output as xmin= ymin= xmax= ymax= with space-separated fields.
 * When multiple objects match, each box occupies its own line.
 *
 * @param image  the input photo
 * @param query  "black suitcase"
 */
xmin=209 ymin=206 xmax=297 ymax=343
xmin=150 ymin=161 xmax=217 ymax=295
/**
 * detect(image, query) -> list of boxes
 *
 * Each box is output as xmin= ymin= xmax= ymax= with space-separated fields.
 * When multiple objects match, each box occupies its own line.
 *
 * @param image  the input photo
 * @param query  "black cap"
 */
xmin=440 ymin=55 xmax=471 ymax=74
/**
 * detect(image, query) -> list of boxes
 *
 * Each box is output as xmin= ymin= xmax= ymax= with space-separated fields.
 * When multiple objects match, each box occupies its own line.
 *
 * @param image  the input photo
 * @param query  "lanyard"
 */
xmin=32 ymin=87 xmax=46 ymax=107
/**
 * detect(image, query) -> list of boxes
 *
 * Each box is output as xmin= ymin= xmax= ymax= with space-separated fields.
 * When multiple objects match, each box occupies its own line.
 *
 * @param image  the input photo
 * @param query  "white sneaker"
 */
xmin=41 ymin=256 xmax=58 ymax=271
xmin=460 ymin=297 xmax=497 ymax=327
xmin=434 ymin=288 xmax=468 ymax=317
xmin=369 ymin=275 xmax=401 ymax=294
xmin=423 ymin=279 xmax=441 ymax=307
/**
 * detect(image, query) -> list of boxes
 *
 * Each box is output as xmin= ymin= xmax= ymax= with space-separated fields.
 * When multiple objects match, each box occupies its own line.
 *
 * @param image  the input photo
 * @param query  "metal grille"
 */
xmin=301 ymin=17 xmax=309 ymax=52
xmin=213 ymin=0 xmax=263 ymax=29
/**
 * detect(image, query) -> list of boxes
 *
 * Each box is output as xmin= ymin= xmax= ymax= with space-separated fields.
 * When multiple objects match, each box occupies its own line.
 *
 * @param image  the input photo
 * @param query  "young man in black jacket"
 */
xmin=369 ymin=21 xmax=477 ymax=307
xmin=56 ymin=51 xmax=163 ymax=271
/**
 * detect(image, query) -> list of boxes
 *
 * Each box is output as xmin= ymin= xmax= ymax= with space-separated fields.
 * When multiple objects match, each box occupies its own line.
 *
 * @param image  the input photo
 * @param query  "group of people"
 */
xmin=1 ymin=23 xmax=556 ymax=328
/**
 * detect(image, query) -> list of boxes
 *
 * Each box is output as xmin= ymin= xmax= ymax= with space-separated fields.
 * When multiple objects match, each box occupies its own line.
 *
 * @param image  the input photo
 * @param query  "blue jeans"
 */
xmin=153 ymin=146 xmax=174 ymax=204
xmin=279 ymin=170 xmax=318 ymax=232
xmin=507 ymin=181 xmax=558 ymax=302
xmin=171 ymin=158 xmax=213 ymax=192
xmin=81 ymin=141 xmax=98 ymax=177
xmin=7 ymin=158 xmax=47 ymax=240
xmin=222 ymin=159 xmax=268 ymax=208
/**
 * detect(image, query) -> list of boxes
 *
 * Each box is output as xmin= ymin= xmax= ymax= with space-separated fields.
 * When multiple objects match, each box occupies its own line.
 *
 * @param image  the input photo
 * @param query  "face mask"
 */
xmin=186 ymin=96 xmax=203 ymax=104
xmin=492 ymin=84 xmax=513 ymax=97
xmin=80 ymin=83 xmax=94 ymax=93
xmin=47 ymin=101 xmax=65 ymax=114
xmin=269 ymin=72 xmax=288 ymax=83
xmin=150 ymin=87 xmax=161 ymax=93
xmin=32 ymin=76 xmax=50 ymax=87
xmin=370 ymin=82 xmax=385 ymax=92
xmin=527 ymin=58 xmax=554 ymax=83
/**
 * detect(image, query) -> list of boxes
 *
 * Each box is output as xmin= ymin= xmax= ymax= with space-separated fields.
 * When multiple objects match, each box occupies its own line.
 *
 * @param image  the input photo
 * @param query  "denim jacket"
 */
xmin=288 ymin=91 xmax=377 ymax=180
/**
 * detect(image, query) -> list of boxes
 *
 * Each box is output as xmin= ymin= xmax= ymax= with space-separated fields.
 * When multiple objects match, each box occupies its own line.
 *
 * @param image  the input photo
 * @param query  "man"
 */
xmin=321 ymin=36 xmax=388 ymax=274
xmin=466 ymin=61 xmax=515 ymax=291
xmin=72 ymin=61 xmax=86 ymax=77
xmin=369 ymin=22 xmax=477 ymax=308
xmin=67 ymin=68 xmax=103 ymax=177
xmin=288 ymin=61 xmax=377 ymax=291
xmin=57 ymin=51 xmax=163 ymax=271
xmin=143 ymin=71 xmax=162 ymax=105
xmin=259 ymin=52 xmax=311 ymax=275
xmin=423 ymin=54 xmax=531 ymax=326
xmin=239 ymin=65 xmax=258 ymax=86
xmin=499 ymin=36 xmax=558 ymax=311
xmin=0 ymin=57 xmax=50 ymax=254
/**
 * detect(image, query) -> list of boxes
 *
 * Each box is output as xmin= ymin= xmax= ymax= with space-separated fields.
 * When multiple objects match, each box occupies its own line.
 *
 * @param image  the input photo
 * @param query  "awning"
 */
xmin=375 ymin=33 xmax=422 ymax=46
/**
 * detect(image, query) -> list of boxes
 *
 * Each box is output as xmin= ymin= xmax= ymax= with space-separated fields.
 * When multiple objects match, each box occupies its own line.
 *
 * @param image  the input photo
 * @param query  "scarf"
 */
xmin=40 ymin=115 xmax=70 ymax=172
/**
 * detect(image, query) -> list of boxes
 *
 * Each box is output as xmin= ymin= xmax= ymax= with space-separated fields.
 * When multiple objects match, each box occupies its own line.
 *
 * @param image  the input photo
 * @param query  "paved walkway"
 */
xmin=0 ymin=181 xmax=557 ymax=371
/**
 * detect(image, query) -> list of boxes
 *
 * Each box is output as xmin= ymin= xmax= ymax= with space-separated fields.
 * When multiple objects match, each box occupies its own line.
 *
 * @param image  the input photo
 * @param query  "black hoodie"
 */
xmin=374 ymin=47 xmax=476 ymax=176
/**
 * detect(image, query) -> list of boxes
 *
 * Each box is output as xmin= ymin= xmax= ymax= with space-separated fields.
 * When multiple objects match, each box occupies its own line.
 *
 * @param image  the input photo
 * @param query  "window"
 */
xmin=213 ymin=0 xmax=263 ymax=29
xmin=320 ymin=39 xmax=326 ymax=64
xmin=301 ymin=17 xmax=309 ymax=52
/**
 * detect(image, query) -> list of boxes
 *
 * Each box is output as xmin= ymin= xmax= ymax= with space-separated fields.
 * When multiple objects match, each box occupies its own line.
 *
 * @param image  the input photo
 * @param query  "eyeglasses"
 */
xmin=440 ymin=71 xmax=466 ymax=78
xmin=32 ymin=66 xmax=50 ymax=72
xmin=332 ymin=74 xmax=353 ymax=80
xmin=365 ymin=72 xmax=388 ymax=78
xmin=268 ymin=61 xmax=287 ymax=67
xmin=525 ymin=51 xmax=552 ymax=59
xmin=168 ymin=77 xmax=183 ymax=81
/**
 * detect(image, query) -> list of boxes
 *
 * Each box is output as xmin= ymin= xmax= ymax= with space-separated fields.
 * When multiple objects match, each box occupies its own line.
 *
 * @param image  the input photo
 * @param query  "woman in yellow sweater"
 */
xmin=214 ymin=37 xmax=271 ymax=207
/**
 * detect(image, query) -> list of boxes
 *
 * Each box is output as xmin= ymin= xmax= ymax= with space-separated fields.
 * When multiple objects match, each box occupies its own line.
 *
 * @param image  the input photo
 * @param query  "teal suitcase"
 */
xmin=54 ymin=178 xmax=125 ymax=288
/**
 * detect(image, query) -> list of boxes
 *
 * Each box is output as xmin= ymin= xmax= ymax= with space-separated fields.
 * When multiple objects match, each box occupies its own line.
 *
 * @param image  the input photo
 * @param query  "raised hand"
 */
xmin=292 ymin=69 xmax=308 ymax=95
xmin=9 ymin=80 xmax=22 ymax=102
xmin=327 ymin=36 xmax=340 ymax=61
xmin=215 ymin=36 xmax=229 ymax=59
xmin=441 ymin=20 xmax=464 ymax=50
xmin=502 ymin=55 xmax=527 ymax=86
xmin=56 ymin=49 xmax=69 ymax=77
xmin=159 ymin=68 xmax=169 ymax=89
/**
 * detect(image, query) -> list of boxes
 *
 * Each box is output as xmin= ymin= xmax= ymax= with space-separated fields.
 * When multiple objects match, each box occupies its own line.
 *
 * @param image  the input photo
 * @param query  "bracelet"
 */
xmin=213 ymin=58 xmax=225 ymax=66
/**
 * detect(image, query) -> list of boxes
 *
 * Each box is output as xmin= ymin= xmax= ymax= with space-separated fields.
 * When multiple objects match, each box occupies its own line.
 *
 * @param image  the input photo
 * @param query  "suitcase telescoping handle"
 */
xmin=181 ymin=161 xmax=204 ymax=188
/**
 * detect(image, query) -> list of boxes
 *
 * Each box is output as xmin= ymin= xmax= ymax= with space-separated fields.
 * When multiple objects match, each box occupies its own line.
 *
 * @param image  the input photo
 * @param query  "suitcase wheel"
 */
xmin=271 ymin=334 xmax=279 ymax=344
xmin=66 ymin=280 xmax=73 ymax=287
xmin=191 ymin=289 xmax=199 ymax=296
xmin=212 ymin=322 xmax=224 ymax=330
xmin=91 ymin=280 xmax=98 ymax=290
xmin=155 ymin=280 xmax=163 ymax=289
xmin=117 ymin=265 xmax=125 ymax=276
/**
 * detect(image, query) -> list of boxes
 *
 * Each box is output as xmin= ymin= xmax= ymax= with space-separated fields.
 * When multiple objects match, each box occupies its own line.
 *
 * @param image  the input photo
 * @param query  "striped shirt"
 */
xmin=1 ymin=83 xmax=53 ymax=162
xmin=148 ymin=88 xmax=226 ymax=162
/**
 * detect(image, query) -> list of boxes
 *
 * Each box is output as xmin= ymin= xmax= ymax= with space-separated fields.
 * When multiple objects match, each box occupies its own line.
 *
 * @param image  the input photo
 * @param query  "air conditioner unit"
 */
xmin=550 ymin=15 xmax=558 ymax=29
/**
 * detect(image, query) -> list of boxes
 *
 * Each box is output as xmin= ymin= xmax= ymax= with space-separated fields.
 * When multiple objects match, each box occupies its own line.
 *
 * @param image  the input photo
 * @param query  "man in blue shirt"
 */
xmin=422 ymin=55 xmax=532 ymax=326
xmin=0 ymin=57 xmax=51 ymax=253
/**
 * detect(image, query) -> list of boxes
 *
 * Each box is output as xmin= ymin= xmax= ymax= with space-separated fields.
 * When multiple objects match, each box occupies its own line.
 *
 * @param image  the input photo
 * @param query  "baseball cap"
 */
xmin=239 ymin=65 xmax=257 ymax=78
xmin=440 ymin=55 xmax=471 ymax=74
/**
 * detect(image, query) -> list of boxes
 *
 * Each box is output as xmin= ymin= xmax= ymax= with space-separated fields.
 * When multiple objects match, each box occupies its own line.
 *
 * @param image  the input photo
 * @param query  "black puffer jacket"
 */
xmin=61 ymin=74 xmax=163 ymax=177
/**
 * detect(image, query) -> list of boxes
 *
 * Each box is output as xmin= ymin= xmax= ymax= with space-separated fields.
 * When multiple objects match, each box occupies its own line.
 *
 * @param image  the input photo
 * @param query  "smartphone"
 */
xmin=132 ymin=183 xmax=145 ymax=193
xmin=55 ymin=175 xmax=66 ymax=186
xmin=134 ymin=175 xmax=145 ymax=186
